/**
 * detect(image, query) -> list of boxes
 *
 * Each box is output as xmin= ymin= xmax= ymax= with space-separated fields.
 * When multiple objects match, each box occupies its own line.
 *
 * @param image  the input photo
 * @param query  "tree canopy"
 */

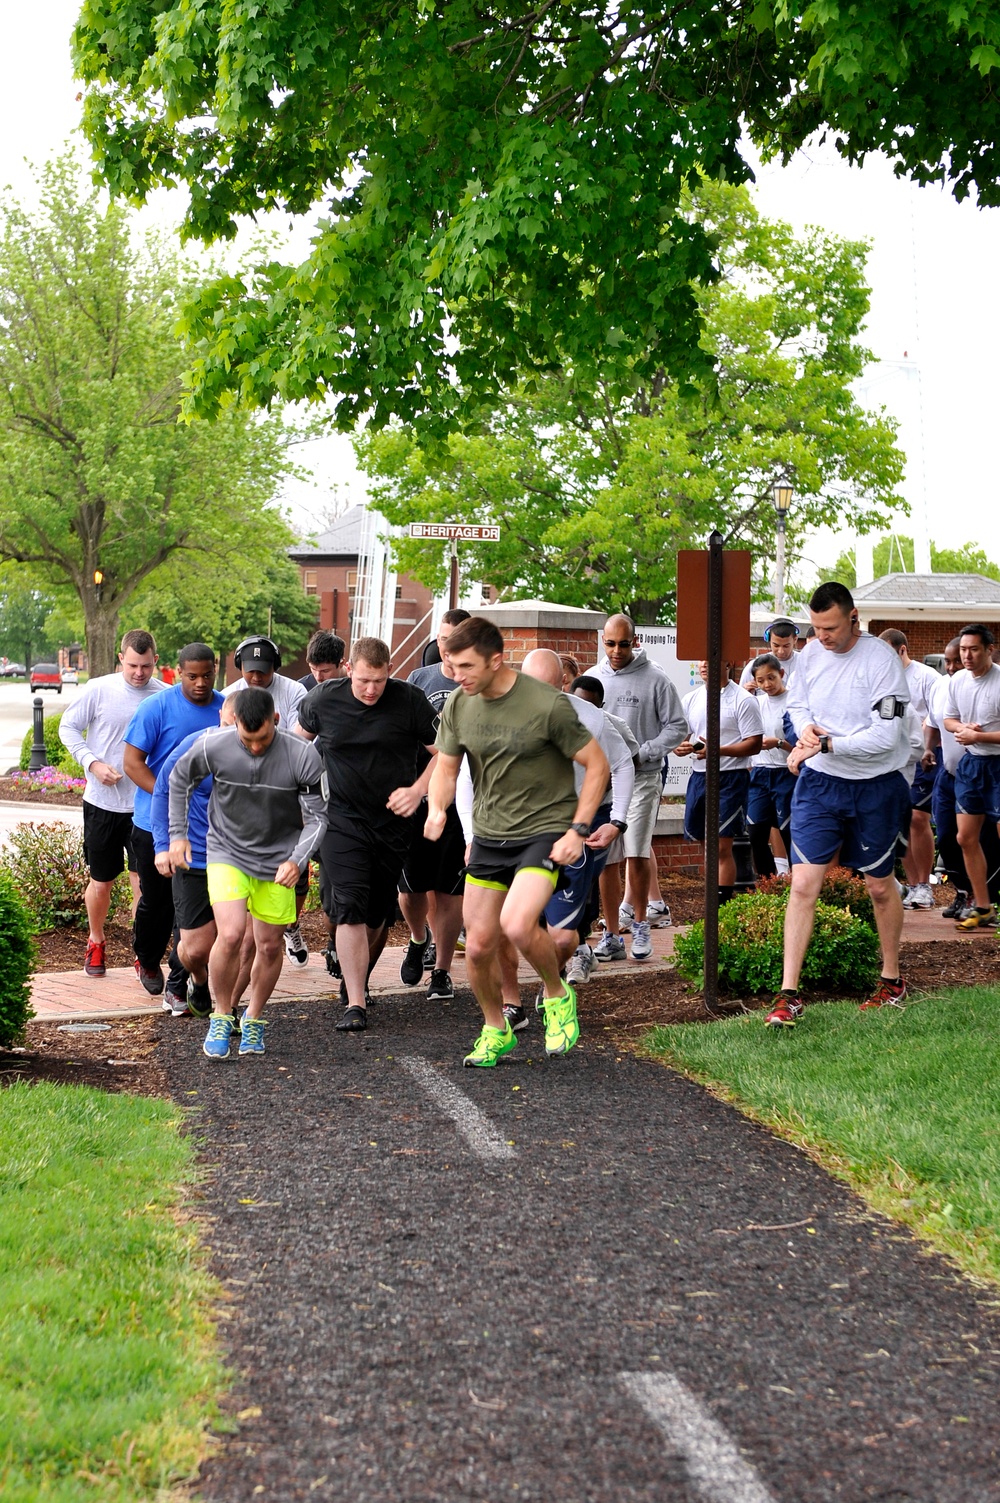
xmin=360 ymin=182 xmax=903 ymax=623
xmin=822 ymin=535 xmax=1000 ymax=590
xmin=0 ymin=158 xmax=298 ymax=675
xmin=73 ymin=0 xmax=1000 ymax=437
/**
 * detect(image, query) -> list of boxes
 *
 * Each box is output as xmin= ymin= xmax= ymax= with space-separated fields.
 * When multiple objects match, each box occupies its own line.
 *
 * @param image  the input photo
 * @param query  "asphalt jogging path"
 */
xmin=167 ymin=986 xmax=1000 ymax=1503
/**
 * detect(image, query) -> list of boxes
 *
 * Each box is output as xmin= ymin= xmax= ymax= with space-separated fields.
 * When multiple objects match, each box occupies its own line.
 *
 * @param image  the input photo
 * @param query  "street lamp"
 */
xmin=772 ymin=481 xmax=793 ymax=615
xmin=93 ymin=568 xmax=104 ymax=604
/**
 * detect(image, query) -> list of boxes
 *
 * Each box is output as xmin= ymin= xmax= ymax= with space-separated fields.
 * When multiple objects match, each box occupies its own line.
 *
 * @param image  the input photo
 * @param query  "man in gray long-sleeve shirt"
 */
xmin=168 ymin=687 xmax=328 ymax=1060
xmin=588 ymin=613 xmax=687 ymax=960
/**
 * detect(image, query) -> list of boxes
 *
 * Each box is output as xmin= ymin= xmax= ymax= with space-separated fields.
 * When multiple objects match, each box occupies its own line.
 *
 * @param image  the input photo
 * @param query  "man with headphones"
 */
xmin=767 ymin=581 xmax=912 ymax=1027
xmin=739 ymin=617 xmax=800 ymax=688
xmin=225 ymin=635 xmax=307 ymax=731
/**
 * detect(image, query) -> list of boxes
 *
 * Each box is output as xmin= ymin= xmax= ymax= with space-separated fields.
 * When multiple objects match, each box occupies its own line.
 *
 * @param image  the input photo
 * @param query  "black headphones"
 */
xmin=234 ymin=635 xmax=281 ymax=670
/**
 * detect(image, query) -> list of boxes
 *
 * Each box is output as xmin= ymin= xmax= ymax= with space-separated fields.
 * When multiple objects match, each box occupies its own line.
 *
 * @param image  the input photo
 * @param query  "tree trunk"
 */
xmin=84 ymin=604 xmax=121 ymax=677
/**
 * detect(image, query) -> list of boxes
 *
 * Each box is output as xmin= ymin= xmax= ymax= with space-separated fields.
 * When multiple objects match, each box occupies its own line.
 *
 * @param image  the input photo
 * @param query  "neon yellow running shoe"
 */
xmin=543 ymin=982 xmax=579 ymax=1056
xmin=463 ymin=1022 xmax=518 ymax=1068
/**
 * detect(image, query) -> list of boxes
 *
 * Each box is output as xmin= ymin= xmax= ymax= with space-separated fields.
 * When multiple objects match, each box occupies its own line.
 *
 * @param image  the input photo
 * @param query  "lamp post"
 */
xmin=772 ymin=481 xmax=793 ymax=615
xmin=93 ymin=568 xmax=104 ymax=604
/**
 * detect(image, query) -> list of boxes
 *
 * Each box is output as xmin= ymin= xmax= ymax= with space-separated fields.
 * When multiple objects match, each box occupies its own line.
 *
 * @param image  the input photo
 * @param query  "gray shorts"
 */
xmin=621 ymin=769 xmax=663 ymax=859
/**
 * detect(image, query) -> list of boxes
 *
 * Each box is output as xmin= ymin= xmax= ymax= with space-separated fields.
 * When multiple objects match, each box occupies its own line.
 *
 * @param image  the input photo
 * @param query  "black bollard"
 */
xmin=733 ymin=829 xmax=757 ymax=892
xmin=28 ymin=695 xmax=47 ymax=771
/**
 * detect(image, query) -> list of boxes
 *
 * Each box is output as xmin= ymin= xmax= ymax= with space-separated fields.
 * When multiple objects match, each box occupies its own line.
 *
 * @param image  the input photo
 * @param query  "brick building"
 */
xmin=287 ymin=506 xmax=437 ymax=680
xmin=852 ymin=573 xmax=1000 ymax=658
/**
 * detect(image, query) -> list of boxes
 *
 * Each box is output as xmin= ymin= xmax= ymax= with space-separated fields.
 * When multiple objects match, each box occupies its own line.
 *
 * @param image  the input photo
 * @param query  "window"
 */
xmin=303 ymin=569 xmax=318 ymax=595
xmin=347 ymin=570 xmax=358 ymax=595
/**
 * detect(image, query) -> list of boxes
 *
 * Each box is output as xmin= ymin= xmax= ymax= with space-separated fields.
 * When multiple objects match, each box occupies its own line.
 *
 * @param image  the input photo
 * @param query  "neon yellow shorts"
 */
xmin=206 ymin=863 xmax=296 ymax=927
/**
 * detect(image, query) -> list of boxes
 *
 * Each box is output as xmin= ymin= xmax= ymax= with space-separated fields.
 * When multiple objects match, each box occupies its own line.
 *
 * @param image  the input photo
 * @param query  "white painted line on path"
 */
xmin=400 ymin=1056 xmax=515 ymax=1162
xmin=621 ymin=1371 xmax=778 ymax=1503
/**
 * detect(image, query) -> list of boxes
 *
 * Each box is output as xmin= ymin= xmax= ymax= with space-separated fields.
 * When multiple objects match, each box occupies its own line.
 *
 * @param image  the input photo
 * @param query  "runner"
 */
xmin=767 ymin=582 xmax=912 ymax=1028
xmin=744 ymin=653 xmax=796 ymax=879
xmin=739 ymin=617 xmax=800 ymax=688
xmin=675 ymin=662 xmax=763 ymax=902
xmin=425 ymin=616 xmax=610 ymax=1066
xmin=168 ymin=687 xmax=328 ymax=1059
xmin=515 ymin=649 xmax=633 ymax=1008
xmin=398 ymin=608 xmax=470 ymax=1001
xmin=944 ymin=624 xmax=1000 ymax=930
xmin=123 ymin=644 xmax=224 ymax=1009
xmin=150 ymin=696 xmax=240 ymax=1018
xmin=589 ymin=614 xmax=686 ymax=960
xmin=58 ymin=628 xmax=165 ymax=979
xmin=297 ymin=637 xmax=439 ymax=1032
xmin=878 ymin=629 xmax=941 ymax=909
xmin=298 ymin=631 xmax=346 ymax=691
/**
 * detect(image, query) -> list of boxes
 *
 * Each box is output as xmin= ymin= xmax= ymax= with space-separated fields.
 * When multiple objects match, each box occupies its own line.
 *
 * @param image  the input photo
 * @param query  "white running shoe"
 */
xmin=283 ymin=924 xmax=309 ymax=967
xmin=565 ymin=944 xmax=596 ymax=984
xmin=646 ymin=900 xmax=671 ymax=927
xmin=617 ymin=902 xmax=635 ymax=933
xmin=906 ymin=883 xmax=934 ymax=909
xmin=593 ymin=932 xmax=626 ymax=962
xmin=630 ymin=919 xmax=652 ymax=961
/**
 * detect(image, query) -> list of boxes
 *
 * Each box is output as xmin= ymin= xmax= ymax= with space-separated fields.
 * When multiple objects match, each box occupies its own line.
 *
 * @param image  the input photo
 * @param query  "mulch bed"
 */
xmin=9 ymin=875 xmax=998 ymax=1098
xmin=0 ymin=778 xmax=83 ymax=807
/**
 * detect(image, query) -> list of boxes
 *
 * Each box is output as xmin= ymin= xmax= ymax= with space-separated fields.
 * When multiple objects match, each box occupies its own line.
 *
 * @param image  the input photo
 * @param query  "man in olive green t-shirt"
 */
xmin=425 ymin=616 xmax=609 ymax=1067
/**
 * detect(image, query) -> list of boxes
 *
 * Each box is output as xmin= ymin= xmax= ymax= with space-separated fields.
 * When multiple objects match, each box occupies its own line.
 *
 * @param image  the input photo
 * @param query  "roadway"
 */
xmin=0 ymin=678 xmax=86 ymax=773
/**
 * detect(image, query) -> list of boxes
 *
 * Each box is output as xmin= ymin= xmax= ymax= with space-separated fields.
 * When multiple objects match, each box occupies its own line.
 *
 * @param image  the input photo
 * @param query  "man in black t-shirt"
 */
xmin=297 ymin=636 xmax=439 ymax=1031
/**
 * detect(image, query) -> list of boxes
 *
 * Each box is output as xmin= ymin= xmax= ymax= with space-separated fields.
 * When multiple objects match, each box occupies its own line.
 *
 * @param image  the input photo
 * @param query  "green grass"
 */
xmin=646 ymin=988 xmax=1000 ymax=1286
xmin=0 ymin=1083 xmax=227 ymax=1500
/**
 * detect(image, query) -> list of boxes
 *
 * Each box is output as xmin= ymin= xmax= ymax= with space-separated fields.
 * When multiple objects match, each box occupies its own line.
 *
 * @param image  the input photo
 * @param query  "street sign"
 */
xmin=408 ymin=523 xmax=501 ymax=542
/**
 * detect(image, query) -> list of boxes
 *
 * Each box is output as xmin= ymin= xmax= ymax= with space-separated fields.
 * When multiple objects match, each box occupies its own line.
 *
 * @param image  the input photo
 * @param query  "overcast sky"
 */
xmin=6 ymin=4 xmax=1000 ymax=579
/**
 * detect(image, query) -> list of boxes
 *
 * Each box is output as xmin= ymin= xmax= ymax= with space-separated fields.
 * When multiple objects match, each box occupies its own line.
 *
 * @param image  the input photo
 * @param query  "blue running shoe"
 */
xmin=203 ymin=1013 xmax=236 ymax=1060
xmin=238 ymin=1015 xmax=268 ymax=1056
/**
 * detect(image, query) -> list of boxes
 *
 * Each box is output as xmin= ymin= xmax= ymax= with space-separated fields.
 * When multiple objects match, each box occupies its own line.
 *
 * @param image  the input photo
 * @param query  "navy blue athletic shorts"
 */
xmin=544 ymin=804 xmax=613 ymax=933
xmin=684 ymin=770 xmax=749 ymax=843
xmin=954 ymin=753 xmax=1000 ymax=824
xmin=790 ymin=767 xmax=910 ymax=877
xmin=746 ymin=767 xmax=795 ymax=837
xmin=909 ymin=754 xmax=937 ymax=812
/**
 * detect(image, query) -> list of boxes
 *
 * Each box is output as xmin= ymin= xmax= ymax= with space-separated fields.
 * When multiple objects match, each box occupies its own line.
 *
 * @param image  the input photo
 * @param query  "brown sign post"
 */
xmin=676 ymin=535 xmax=751 ymax=1013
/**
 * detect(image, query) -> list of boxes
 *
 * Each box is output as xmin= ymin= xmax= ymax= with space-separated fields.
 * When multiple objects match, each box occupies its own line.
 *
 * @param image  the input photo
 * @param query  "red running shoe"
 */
xmin=84 ymin=938 xmax=106 ymax=977
xmin=765 ymin=991 xmax=803 ymax=1029
xmin=860 ymin=977 xmax=907 ymax=1010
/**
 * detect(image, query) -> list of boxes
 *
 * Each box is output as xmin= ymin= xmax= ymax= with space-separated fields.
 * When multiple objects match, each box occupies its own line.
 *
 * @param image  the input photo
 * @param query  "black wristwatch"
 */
xmin=611 ymin=818 xmax=628 ymax=833
xmin=569 ymin=822 xmax=591 ymax=837
xmin=819 ymin=734 xmax=831 ymax=755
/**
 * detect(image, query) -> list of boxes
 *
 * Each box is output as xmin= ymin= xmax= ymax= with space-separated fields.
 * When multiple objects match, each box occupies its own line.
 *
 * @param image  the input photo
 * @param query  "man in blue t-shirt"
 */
xmin=123 ymin=643 xmax=223 ymax=1008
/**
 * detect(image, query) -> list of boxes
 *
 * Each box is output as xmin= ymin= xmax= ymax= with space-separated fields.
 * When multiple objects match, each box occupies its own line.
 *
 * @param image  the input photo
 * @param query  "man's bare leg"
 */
xmin=865 ymin=873 xmax=904 ymax=977
xmin=207 ymin=899 xmax=250 ymax=1015
xmin=600 ymin=861 xmax=624 ymax=931
xmin=957 ymin=813 xmax=990 ymax=908
xmin=903 ymin=809 xmax=934 ymax=887
xmin=338 ymin=922 xmax=384 ymax=1011
xmin=626 ymin=855 xmax=649 ymax=922
xmin=427 ymin=891 xmax=464 ymax=972
xmin=781 ymin=862 xmax=828 ymax=990
xmin=177 ymin=921 xmax=216 ymax=986
xmin=398 ymin=891 xmax=429 ymax=946
xmin=242 ymin=917 xmax=285 ymax=1020
xmin=500 ymin=870 xmax=564 ymax=998
xmin=85 ymin=878 xmax=116 ymax=943
xmin=463 ymin=885 xmax=507 ymax=1028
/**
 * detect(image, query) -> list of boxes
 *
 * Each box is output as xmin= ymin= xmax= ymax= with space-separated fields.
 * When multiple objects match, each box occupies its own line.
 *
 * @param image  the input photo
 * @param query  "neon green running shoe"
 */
xmin=463 ymin=1021 xmax=518 ymax=1068
xmin=543 ymin=981 xmax=579 ymax=1056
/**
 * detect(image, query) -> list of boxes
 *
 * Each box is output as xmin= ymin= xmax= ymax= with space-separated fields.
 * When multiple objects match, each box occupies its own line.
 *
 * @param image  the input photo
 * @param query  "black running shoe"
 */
xmin=424 ymin=940 xmax=437 ymax=971
xmin=427 ymin=968 xmax=454 ymax=1000
xmin=336 ymin=1006 xmax=367 ymax=1032
xmin=502 ymin=1003 xmax=529 ymax=1032
xmin=941 ymin=889 xmax=968 ymax=919
xmin=186 ymin=978 xmax=212 ymax=1018
xmin=400 ymin=928 xmax=430 ymax=986
xmin=323 ymin=946 xmax=342 ymax=979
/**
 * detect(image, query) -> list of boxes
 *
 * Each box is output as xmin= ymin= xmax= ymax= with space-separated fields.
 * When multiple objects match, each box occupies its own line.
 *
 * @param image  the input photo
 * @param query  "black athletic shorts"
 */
xmin=294 ymin=859 xmax=311 ymax=900
xmin=319 ymin=810 xmax=418 ymax=929
xmin=82 ymin=803 xmax=137 ymax=883
xmin=399 ymin=804 xmax=466 ymax=897
xmin=172 ymin=866 xmax=214 ymax=933
xmin=466 ymin=832 xmax=567 ymax=894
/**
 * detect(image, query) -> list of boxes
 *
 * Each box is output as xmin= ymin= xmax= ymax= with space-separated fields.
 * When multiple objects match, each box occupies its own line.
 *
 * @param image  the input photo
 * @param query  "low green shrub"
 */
xmin=0 ymin=870 xmax=36 ymax=1046
xmin=2 ymin=821 xmax=131 ymax=930
xmin=673 ymin=890 xmax=880 ymax=995
xmin=756 ymin=864 xmax=876 ymax=931
xmin=17 ymin=711 xmax=85 ymax=779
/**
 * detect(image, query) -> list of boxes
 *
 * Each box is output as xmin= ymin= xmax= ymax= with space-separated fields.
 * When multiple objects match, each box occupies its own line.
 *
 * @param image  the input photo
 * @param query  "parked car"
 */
xmin=29 ymin=663 xmax=62 ymax=694
xmin=0 ymin=663 xmax=26 ymax=678
xmin=61 ymin=668 xmax=79 ymax=685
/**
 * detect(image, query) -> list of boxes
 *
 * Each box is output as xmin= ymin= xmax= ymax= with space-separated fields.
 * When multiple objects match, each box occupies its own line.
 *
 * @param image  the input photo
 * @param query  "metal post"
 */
xmin=774 ymin=513 xmax=786 ymax=616
xmin=28 ymin=696 xmax=47 ymax=771
xmin=448 ymin=538 xmax=459 ymax=610
xmin=704 ymin=530 xmax=724 ymax=1015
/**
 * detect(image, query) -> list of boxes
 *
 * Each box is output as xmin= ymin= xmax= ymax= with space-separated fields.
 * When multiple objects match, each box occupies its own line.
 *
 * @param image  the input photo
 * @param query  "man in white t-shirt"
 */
xmin=944 ymin=623 xmax=1000 ymax=929
xmin=59 ymin=629 xmax=165 ymax=979
xmin=878 ymin=629 xmax=941 ymax=908
xmin=767 ymin=582 xmax=912 ymax=1028
xmin=739 ymin=618 xmax=800 ymax=689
